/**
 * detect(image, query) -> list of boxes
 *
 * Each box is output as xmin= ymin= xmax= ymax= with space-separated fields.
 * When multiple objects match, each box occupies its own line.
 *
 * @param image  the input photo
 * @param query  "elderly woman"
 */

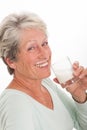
xmin=0 ymin=12 xmax=87 ymax=130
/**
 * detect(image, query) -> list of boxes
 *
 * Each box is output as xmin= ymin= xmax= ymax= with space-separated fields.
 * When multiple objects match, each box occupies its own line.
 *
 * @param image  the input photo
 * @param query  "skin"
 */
xmin=5 ymin=28 xmax=87 ymax=110
xmin=6 ymin=28 xmax=53 ymax=109
xmin=13 ymin=28 xmax=51 ymax=80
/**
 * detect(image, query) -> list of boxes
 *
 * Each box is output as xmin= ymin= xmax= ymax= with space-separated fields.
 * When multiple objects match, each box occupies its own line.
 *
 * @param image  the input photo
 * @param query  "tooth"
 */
xmin=36 ymin=60 xmax=48 ymax=65
xmin=35 ymin=62 xmax=48 ymax=68
xmin=40 ymin=62 xmax=48 ymax=67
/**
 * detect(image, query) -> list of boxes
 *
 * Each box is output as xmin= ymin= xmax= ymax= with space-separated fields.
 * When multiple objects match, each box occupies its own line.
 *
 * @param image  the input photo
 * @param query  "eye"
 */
xmin=42 ymin=42 xmax=48 ymax=47
xmin=27 ymin=46 xmax=36 ymax=51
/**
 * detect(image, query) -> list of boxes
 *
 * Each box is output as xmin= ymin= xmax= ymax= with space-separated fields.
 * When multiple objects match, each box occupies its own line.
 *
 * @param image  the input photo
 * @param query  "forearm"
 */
xmin=74 ymin=101 xmax=87 ymax=130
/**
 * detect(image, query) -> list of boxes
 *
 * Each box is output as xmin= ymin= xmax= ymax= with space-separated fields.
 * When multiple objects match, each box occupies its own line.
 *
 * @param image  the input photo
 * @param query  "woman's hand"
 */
xmin=54 ymin=61 xmax=87 ymax=103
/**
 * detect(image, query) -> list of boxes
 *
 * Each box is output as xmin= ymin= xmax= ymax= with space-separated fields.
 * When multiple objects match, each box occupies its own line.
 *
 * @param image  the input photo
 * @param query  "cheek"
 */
xmin=16 ymin=62 xmax=27 ymax=72
xmin=15 ymin=59 xmax=29 ymax=71
xmin=48 ymin=48 xmax=52 ymax=57
xmin=19 ymin=62 xmax=38 ymax=78
xmin=17 ymin=59 xmax=36 ymax=73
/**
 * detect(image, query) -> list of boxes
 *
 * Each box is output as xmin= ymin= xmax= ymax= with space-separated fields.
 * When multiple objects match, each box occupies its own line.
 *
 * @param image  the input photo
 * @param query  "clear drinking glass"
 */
xmin=51 ymin=56 xmax=78 ymax=87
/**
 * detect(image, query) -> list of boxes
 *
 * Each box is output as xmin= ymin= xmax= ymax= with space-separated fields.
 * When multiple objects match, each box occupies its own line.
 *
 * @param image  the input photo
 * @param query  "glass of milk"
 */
xmin=51 ymin=56 xmax=75 ymax=87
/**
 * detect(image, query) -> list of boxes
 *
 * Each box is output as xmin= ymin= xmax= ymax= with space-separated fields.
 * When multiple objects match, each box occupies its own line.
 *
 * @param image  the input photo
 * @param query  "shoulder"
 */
xmin=0 ymin=89 xmax=32 ymax=111
xmin=0 ymin=89 xmax=35 ymax=130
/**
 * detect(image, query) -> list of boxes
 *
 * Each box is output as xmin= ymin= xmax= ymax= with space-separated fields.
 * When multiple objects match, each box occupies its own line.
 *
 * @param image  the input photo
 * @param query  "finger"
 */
xmin=53 ymin=78 xmax=60 ymax=84
xmin=79 ymin=68 xmax=87 ymax=79
xmin=66 ymin=79 xmax=83 ymax=94
xmin=73 ymin=66 xmax=84 ymax=76
xmin=72 ymin=61 xmax=79 ymax=70
xmin=66 ymin=82 xmax=79 ymax=93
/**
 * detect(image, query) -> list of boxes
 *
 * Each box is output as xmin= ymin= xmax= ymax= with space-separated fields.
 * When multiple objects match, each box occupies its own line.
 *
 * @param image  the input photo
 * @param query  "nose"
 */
xmin=38 ymin=46 xmax=48 ymax=58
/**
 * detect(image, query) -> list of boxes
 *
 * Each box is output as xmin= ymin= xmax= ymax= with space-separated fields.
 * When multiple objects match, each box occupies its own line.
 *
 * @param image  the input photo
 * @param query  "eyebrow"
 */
xmin=28 ymin=37 xmax=48 ymax=43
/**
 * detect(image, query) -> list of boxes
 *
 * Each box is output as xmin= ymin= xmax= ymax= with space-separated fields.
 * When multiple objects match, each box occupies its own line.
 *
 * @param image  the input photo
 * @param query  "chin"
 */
xmin=41 ymin=71 xmax=51 ymax=79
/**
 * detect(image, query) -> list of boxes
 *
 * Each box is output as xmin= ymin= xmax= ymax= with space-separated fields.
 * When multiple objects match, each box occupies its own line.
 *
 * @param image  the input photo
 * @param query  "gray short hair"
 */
xmin=0 ymin=12 xmax=47 ymax=74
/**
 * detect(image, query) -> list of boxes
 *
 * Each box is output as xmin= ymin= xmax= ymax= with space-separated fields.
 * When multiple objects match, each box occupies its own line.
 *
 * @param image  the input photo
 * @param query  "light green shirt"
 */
xmin=0 ymin=78 xmax=87 ymax=130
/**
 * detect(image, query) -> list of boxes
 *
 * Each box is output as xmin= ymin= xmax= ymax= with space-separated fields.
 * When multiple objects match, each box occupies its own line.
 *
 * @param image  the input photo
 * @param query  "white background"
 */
xmin=0 ymin=0 xmax=87 ymax=93
xmin=0 ymin=1 xmax=87 ymax=130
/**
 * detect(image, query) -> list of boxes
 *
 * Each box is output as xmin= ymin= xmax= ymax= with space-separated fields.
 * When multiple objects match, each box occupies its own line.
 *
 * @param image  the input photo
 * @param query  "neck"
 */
xmin=8 ymin=76 xmax=43 ymax=93
xmin=7 ymin=76 xmax=53 ymax=110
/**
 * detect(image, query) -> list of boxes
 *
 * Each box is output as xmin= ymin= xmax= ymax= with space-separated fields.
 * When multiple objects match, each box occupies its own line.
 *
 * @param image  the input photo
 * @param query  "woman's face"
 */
xmin=13 ymin=28 xmax=52 ymax=80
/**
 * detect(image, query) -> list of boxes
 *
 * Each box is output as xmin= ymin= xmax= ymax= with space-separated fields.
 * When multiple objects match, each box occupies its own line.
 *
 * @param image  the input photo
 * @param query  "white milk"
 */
xmin=51 ymin=56 xmax=74 ymax=85
xmin=54 ymin=68 xmax=73 ymax=84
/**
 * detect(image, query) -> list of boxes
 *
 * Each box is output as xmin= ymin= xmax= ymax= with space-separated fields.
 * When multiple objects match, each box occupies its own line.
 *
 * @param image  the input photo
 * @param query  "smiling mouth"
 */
xmin=35 ymin=60 xmax=49 ymax=68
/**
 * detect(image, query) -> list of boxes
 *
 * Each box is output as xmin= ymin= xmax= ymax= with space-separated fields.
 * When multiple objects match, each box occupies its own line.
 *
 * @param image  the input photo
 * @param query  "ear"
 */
xmin=5 ymin=58 xmax=16 ymax=69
